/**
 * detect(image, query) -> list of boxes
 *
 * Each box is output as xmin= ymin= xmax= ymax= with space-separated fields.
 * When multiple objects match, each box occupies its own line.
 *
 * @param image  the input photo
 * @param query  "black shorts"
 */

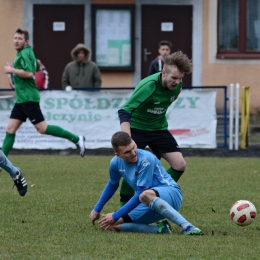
xmin=10 ymin=102 xmax=45 ymax=125
xmin=131 ymin=128 xmax=181 ymax=159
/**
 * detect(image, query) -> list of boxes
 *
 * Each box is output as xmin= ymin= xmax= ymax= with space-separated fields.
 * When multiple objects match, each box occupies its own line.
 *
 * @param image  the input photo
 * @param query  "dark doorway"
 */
xmin=141 ymin=5 xmax=192 ymax=86
xmin=33 ymin=5 xmax=84 ymax=89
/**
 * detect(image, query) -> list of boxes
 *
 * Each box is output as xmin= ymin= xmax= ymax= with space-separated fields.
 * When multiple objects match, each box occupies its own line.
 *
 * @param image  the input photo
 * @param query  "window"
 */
xmin=217 ymin=0 xmax=260 ymax=59
xmin=91 ymin=5 xmax=135 ymax=71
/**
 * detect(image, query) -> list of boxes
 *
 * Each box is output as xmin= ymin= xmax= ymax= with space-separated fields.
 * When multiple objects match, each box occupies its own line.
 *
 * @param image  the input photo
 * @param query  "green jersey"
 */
xmin=13 ymin=46 xmax=40 ymax=103
xmin=122 ymin=72 xmax=182 ymax=131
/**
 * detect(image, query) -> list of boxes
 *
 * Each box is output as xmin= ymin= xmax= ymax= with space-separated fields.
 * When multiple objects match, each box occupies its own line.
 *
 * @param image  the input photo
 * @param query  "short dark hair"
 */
xmin=111 ymin=131 xmax=132 ymax=152
xmin=15 ymin=28 xmax=29 ymax=41
xmin=164 ymin=50 xmax=192 ymax=74
xmin=158 ymin=40 xmax=172 ymax=49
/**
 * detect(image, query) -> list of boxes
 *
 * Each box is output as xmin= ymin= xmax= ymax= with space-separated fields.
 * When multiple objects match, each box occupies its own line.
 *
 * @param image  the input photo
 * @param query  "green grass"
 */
xmin=1 ymin=155 xmax=260 ymax=259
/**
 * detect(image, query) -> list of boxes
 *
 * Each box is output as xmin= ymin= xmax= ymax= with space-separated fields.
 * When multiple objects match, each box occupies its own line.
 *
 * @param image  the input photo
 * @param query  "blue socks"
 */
xmin=120 ymin=197 xmax=195 ymax=233
xmin=120 ymin=223 xmax=158 ymax=233
xmin=149 ymin=197 xmax=189 ymax=227
xmin=120 ymin=221 xmax=172 ymax=234
xmin=0 ymin=150 xmax=18 ymax=178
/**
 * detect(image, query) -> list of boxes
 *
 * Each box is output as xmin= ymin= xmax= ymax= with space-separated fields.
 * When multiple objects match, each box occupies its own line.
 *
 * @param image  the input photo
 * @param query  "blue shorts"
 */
xmin=128 ymin=185 xmax=182 ymax=224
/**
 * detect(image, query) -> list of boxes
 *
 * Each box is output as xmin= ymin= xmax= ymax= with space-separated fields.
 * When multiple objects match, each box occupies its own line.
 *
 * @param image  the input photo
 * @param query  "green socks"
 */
xmin=120 ymin=179 xmax=135 ymax=207
xmin=2 ymin=132 xmax=15 ymax=156
xmin=45 ymin=125 xmax=79 ymax=143
xmin=167 ymin=167 xmax=184 ymax=182
xmin=1 ymin=126 xmax=79 ymax=156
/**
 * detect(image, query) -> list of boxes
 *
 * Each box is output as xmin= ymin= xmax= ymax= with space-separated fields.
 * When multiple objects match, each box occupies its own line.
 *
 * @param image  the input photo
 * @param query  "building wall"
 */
xmin=203 ymin=0 xmax=260 ymax=113
xmin=0 ymin=0 xmax=259 ymax=112
xmin=0 ymin=0 xmax=133 ymax=89
xmin=92 ymin=0 xmax=134 ymax=3
xmin=0 ymin=0 xmax=23 ymax=89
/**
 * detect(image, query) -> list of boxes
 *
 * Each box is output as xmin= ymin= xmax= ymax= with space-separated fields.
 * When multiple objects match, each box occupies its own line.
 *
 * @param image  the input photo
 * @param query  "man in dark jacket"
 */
xmin=62 ymin=43 xmax=102 ymax=89
xmin=148 ymin=40 xmax=172 ymax=76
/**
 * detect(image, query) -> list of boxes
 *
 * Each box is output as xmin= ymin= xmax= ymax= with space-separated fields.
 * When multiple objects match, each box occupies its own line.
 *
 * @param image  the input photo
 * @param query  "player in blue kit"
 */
xmin=0 ymin=150 xmax=27 ymax=196
xmin=90 ymin=131 xmax=203 ymax=235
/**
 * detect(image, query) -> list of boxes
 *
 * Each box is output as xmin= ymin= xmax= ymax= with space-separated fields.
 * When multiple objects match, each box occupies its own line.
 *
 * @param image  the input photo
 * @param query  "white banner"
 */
xmin=0 ymin=90 xmax=216 ymax=149
xmin=168 ymin=89 xmax=217 ymax=148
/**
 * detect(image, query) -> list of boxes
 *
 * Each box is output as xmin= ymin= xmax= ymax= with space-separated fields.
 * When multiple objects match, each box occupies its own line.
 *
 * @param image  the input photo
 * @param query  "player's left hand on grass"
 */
xmin=98 ymin=213 xmax=116 ymax=230
xmin=90 ymin=210 xmax=100 ymax=225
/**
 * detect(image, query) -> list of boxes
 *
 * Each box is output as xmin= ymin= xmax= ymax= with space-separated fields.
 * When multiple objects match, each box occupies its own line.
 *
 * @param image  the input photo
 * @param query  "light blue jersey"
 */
xmin=93 ymin=149 xmax=182 ymax=222
xmin=109 ymin=149 xmax=178 ymax=190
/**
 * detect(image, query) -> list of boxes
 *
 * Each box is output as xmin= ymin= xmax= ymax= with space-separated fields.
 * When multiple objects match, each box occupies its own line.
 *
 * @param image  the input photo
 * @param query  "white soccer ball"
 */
xmin=230 ymin=200 xmax=257 ymax=226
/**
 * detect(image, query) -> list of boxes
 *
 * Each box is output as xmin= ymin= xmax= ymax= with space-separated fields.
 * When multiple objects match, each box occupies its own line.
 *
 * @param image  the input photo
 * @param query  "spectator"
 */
xmin=148 ymin=40 xmax=172 ymax=76
xmin=62 ymin=43 xmax=102 ymax=89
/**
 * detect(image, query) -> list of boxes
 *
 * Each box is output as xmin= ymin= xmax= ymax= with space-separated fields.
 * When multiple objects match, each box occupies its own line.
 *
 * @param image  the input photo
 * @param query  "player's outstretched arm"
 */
xmin=90 ymin=210 xmax=100 ymax=225
xmin=120 ymin=122 xmax=131 ymax=136
xmin=118 ymin=109 xmax=131 ymax=135
xmin=4 ymin=63 xmax=33 ymax=78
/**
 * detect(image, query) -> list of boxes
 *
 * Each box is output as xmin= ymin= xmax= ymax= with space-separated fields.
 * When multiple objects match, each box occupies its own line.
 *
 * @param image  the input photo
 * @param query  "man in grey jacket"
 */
xmin=62 ymin=43 xmax=102 ymax=89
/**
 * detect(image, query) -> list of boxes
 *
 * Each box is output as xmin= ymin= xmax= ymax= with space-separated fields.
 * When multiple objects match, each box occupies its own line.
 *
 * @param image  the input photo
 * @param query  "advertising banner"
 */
xmin=0 ymin=89 xmax=216 ymax=149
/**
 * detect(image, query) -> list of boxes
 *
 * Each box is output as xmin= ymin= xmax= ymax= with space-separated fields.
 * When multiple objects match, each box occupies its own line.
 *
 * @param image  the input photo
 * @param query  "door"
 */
xmin=141 ymin=5 xmax=192 ymax=86
xmin=33 ymin=5 xmax=84 ymax=89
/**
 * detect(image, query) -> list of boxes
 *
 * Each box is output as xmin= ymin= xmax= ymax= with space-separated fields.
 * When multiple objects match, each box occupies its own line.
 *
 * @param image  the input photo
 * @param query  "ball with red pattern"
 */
xmin=230 ymin=200 xmax=257 ymax=226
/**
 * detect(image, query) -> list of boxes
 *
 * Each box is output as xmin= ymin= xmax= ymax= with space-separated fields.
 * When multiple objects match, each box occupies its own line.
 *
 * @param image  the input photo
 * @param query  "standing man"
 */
xmin=3 ymin=28 xmax=85 ymax=159
xmin=148 ymin=40 xmax=172 ymax=76
xmin=90 ymin=131 xmax=203 ymax=235
xmin=62 ymin=43 xmax=102 ymax=89
xmin=118 ymin=50 xmax=192 ymax=206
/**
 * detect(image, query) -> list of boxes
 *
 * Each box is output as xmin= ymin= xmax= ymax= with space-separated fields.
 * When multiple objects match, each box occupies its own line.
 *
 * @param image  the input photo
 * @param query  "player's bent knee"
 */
xmin=180 ymin=160 xmax=186 ymax=171
xmin=172 ymin=159 xmax=186 ymax=171
xmin=36 ymin=128 xmax=46 ymax=134
xmin=5 ymin=127 xmax=16 ymax=134
xmin=139 ymin=190 xmax=157 ymax=205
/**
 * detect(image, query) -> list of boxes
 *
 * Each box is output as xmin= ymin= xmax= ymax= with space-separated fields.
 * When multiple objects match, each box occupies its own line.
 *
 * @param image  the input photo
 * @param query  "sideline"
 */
xmin=8 ymin=145 xmax=260 ymax=158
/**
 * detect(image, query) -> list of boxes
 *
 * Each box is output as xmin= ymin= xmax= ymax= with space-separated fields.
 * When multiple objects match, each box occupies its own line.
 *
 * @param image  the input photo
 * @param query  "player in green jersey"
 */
xmin=2 ymin=28 xmax=85 ymax=189
xmin=118 ymin=51 xmax=192 ymax=206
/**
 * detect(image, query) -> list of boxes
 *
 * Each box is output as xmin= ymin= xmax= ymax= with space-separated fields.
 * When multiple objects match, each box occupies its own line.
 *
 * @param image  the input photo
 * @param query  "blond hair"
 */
xmin=164 ymin=51 xmax=192 ymax=74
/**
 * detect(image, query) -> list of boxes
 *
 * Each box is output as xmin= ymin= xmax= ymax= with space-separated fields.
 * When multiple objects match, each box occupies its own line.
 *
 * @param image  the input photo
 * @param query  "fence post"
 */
xmin=229 ymin=83 xmax=234 ymax=150
xmin=240 ymin=86 xmax=250 ymax=149
xmin=235 ymin=83 xmax=240 ymax=150
xmin=229 ymin=83 xmax=240 ymax=150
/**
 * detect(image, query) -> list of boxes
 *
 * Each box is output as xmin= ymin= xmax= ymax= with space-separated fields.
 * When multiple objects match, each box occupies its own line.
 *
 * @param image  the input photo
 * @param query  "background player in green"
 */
xmin=118 ymin=51 xmax=192 ymax=206
xmin=2 ymin=28 xmax=85 ymax=162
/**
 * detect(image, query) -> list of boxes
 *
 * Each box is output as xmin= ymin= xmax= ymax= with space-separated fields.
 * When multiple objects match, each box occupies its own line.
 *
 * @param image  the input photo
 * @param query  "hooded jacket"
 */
xmin=61 ymin=43 xmax=102 ymax=89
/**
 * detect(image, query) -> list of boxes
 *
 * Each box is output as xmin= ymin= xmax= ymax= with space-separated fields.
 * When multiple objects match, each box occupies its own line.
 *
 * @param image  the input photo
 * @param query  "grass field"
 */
xmin=0 ymin=154 xmax=259 ymax=259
